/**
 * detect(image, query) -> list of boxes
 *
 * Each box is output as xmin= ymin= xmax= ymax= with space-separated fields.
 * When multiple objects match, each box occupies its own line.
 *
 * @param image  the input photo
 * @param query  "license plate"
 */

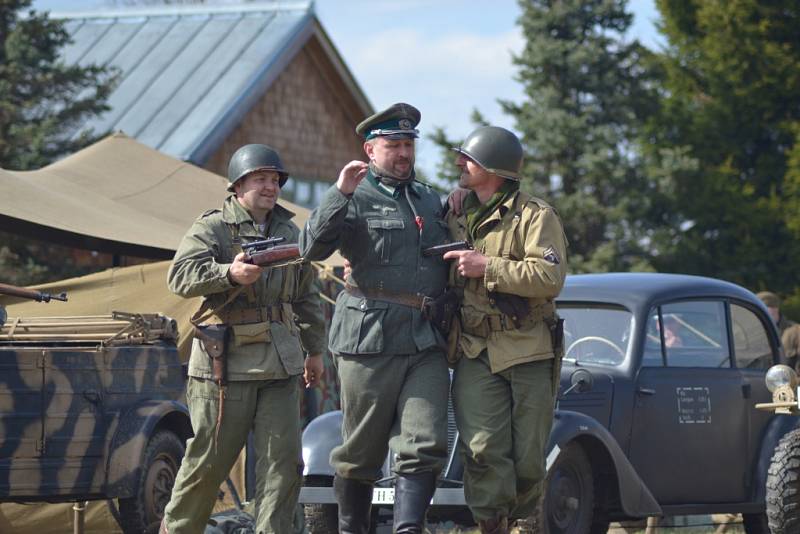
xmin=372 ymin=487 xmax=395 ymax=504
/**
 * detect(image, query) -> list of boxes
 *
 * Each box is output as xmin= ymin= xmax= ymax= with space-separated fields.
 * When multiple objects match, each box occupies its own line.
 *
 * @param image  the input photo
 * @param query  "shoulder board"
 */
xmin=200 ymin=208 xmax=221 ymax=218
xmin=526 ymin=195 xmax=553 ymax=210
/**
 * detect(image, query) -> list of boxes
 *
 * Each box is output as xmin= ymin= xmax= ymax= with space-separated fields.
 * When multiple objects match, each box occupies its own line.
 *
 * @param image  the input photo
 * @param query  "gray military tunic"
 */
xmin=301 ymin=171 xmax=451 ymax=480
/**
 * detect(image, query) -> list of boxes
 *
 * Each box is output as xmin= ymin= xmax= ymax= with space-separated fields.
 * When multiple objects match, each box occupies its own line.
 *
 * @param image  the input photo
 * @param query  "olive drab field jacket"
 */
xmin=447 ymin=189 xmax=568 ymax=373
xmin=300 ymin=173 xmax=449 ymax=356
xmin=168 ymin=195 xmax=326 ymax=381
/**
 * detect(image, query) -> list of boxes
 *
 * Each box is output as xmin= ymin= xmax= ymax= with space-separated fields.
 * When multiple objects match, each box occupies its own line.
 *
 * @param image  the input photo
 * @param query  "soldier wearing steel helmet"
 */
xmin=300 ymin=103 xmax=450 ymax=534
xmin=443 ymin=126 xmax=568 ymax=534
xmin=161 ymin=144 xmax=326 ymax=534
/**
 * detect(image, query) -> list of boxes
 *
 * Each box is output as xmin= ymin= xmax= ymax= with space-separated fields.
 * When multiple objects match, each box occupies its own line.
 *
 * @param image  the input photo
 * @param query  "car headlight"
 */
xmin=765 ymin=364 xmax=798 ymax=393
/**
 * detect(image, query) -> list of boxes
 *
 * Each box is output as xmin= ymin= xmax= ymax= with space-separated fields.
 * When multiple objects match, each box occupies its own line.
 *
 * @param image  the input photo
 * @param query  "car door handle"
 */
xmin=637 ymin=387 xmax=656 ymax=396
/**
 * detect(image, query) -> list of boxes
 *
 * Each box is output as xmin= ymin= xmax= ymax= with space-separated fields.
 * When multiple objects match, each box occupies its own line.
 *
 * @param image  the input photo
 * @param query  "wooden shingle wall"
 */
xmin=205 ymin=37 xmax=366 ymax=183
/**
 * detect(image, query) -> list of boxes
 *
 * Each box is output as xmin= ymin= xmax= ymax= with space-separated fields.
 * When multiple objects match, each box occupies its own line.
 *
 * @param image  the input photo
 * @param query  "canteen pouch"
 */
xmin=231 ymin=321 xmax=271 ymax=347
xmin=194 ymin=324 xmax=230 ymax=385
xmin=423 ymin=289 xmax=461 ymax=337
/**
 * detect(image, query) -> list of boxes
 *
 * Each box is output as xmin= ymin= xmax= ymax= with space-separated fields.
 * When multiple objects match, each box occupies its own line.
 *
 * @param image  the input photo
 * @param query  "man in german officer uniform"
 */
xmin=443 ymin=126 xmax=568 ymax=534
xmin=300 ymin=103 xmax=450 ymax=534
xmin=161 ymin=144 xmax=326 ymax=533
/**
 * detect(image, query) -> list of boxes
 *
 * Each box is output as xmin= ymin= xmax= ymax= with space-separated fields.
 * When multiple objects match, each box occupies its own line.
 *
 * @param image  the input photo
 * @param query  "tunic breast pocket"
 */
xmin=366 ymin=218 xmax=405 ymax=265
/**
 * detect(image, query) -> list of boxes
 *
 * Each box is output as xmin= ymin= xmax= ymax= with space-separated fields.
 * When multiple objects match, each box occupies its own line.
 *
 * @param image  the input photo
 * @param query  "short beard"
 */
xmin=372 ymin=161 xmax=413 ymax=181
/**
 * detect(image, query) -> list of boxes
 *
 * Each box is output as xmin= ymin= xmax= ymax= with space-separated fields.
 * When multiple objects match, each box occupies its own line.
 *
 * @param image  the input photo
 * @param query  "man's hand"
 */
xmin=303 ymin=353 xmax=324 ymax=388
xmin=228 ymin=252 xmax=263 ymax=285
xmin=342 ymin=258 xmax=352 ymax=281
xmin=447 ymin=187 xmax=470 ymax=215
xmin=443 ymin=249 xmax=489 ymax=278
xmin=336 ymin=160 xmax=369 ymax=195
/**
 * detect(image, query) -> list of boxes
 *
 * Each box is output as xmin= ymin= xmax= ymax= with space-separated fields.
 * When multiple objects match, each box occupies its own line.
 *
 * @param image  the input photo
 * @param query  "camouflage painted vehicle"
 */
xmin=0 ymin=309 xmax=191 ymax=534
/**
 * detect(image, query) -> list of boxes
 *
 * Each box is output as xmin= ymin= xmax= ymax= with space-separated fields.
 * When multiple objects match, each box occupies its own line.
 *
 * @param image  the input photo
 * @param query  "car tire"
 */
xmin=532 ymin=442 xmax=595 ymax=534
xmin=766 ymin=427 xmax=800 ymax=534
xmin=118 ymin=430 xmax=185 ymax=534
xmin=304 ymin=475 xmax=339 ymax=534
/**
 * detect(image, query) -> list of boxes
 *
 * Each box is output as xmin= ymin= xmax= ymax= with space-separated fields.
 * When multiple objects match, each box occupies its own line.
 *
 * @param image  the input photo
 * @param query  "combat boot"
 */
xmin=478 ymin=515 xmax=509 ymax=534
xmin=334 ymin=475 xmax=373 ymax=534
xmin=393 ymin=471 xmax=436 ymax=534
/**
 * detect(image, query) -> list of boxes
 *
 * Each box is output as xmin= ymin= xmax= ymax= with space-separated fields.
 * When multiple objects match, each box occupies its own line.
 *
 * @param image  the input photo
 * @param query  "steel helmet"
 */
xmin=452 ymin=126 xmax=523 ymax=181
xmin=227 ymin=144 xmax=289 ymax=191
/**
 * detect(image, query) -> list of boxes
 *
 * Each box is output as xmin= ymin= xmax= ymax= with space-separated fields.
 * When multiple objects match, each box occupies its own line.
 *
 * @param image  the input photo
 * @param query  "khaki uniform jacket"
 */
xmin=300 ymin=173 xmax=449 ymax=355
xmin=168 ymin=195 xmax=326 ymax=381
xmin=447 ymin=189 xmax=568 ymax=373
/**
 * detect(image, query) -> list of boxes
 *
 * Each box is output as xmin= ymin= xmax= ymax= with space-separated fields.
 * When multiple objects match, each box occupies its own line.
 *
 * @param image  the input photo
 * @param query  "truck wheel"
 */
xmin=304 ymin=475 xmax=338 ymax=534
xmin=118 ymin=430 xmax=185 ymax=534
xmin=533 ymin=443 xmax=595 ymax=534
xmin=766 ymin=428 xmax=800 ymax=534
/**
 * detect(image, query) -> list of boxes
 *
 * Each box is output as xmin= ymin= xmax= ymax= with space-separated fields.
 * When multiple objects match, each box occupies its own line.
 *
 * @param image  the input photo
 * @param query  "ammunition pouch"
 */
xmin=422 ymin=289 xmax=461 ymax=337
xmin=231 ymin=321 xmax=271 ymax=347
xmin=194 ymin=324 xmax=230 ymax=385
xmin=488 ymin=291 xmax=530 ymax=328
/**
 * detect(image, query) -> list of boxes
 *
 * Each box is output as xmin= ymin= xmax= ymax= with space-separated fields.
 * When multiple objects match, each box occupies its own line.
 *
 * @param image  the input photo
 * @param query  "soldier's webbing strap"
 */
xmin=344 ymin=285 xmax=431 ymax=311
xmin=190 ymin=287 xmax=245 ymax=452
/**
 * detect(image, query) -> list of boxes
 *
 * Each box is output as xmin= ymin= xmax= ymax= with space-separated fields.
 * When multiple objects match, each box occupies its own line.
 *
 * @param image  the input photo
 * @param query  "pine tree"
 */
xmin=497 ymin=0 xmax=667 ymax=272
xmin=0 ymin=0 xmax=116 ymax=170
xmin=0 ymin=0 xmax=116 ymax=285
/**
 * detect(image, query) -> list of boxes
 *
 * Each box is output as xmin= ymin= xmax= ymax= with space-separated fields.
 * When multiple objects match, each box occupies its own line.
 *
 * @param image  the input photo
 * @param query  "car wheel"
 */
xmin=118 ymin=430 xmax=185 ymax=534
xmin=766 ymin=428 xmax=800 ymax=534
xmin=533 ymin=443 xmax=595 ymax=534
xmin=304 ymin=475 xmax=339 ymax=534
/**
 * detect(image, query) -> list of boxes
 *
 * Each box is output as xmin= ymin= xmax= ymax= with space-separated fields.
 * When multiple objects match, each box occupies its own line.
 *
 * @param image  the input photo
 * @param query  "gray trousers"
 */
xmin=331 ymin=349 xmax=450 ymax=481
xmin=453 ymin=353 xmax=555 ymax=522
xmin=164 ymin=377 xmax=301 ymax=534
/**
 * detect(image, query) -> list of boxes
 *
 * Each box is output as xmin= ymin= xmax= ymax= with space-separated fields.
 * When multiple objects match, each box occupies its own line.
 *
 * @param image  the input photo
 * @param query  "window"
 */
xmin=558 ymin=305 xmax=632 ymax=366
xmin=644 ymin=301 xmax=730 ymax=368
xmin=731 ymin=303 xmax=773 ymax=370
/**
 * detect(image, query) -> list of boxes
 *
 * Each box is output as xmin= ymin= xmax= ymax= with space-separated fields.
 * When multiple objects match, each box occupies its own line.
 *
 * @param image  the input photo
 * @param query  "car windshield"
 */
xmin=558 ymin=304 xmax=633 ymax=366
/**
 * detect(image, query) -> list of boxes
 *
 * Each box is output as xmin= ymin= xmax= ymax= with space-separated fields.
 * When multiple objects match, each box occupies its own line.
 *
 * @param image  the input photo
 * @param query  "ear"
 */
xmin=363 ymin=141 xmax=374 ymax=160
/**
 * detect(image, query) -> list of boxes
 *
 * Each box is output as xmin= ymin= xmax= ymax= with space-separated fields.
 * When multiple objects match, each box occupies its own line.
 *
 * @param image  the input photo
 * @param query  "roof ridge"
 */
xmin=50 ymin=1 xmax=313 ymax=20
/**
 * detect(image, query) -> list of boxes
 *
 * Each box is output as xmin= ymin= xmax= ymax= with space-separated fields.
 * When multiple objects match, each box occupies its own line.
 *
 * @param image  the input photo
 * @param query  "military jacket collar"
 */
xmin=221 ymin=194 xmax=296 ymax=229
xmin=473 ymin=189 xmax=521 ymax=234
xmin=366 ymin=169 xmax=421 ymax=199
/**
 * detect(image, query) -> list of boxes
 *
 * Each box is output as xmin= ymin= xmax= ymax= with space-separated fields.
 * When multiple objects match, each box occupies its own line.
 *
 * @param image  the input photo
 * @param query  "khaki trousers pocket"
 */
xmin=231 ymin=321 xmax=271 ymax=347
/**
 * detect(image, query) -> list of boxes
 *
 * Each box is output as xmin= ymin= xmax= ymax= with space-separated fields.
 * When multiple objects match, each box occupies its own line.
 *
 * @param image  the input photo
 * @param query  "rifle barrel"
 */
xmin=0 ymin=282 xmax=67 ymax=302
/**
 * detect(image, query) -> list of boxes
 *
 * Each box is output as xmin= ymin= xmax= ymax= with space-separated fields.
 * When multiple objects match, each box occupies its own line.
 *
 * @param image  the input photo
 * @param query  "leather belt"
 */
xmin=209 ymin=304 xmax=288 ymax=325
xmin=345 ymin=285 xmax=432 ymax=311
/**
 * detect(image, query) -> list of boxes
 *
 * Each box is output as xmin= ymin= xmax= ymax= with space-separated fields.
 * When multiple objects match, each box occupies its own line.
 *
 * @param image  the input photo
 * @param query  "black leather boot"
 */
xmin=393 ymin=471 xmax=436 ymax=534
xmin=334 ymin=475 xmax=373 ymax=534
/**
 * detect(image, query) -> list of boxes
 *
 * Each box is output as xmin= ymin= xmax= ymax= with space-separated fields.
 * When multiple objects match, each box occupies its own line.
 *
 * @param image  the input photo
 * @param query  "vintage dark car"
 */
xmin=300 ymin=272 xmax=797 ymax=533
xmin=0 ymin=310 xmax=191 ymax=534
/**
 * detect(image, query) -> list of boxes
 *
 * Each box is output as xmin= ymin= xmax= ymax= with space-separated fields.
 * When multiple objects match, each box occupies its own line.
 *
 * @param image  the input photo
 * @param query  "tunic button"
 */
xmin=360 ymin=302 xmax=367 ymax=311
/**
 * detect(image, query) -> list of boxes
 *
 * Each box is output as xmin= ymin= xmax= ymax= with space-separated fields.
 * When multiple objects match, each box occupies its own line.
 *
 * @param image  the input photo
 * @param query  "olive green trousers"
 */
xmin=453 ymin=353 xmax=555 ymax=522
xmin=163 ymin=376 xmax=301 ymax=534
xmin=331 ymin=349 xmax=450 ymax=481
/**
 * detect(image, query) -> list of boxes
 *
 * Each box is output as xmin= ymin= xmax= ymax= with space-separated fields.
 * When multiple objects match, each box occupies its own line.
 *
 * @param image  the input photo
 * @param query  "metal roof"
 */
xmin=52 ymin=2 xmax=365 ymax=166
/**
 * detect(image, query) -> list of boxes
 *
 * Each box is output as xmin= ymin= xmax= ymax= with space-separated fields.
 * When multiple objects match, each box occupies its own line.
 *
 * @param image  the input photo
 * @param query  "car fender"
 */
xmin=302 ymin=410 xmax=343 ymax=477
xmin=751 ymin=414 xmax=800 ymax=503
xmin=105 ymin=399 xmax=191 ymax=497
xmin=548 ymin=409 xmax=661 ymax=518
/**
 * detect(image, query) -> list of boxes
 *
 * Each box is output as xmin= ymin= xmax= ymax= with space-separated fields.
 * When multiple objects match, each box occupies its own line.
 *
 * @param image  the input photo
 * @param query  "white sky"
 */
xmin=33 ymin=0 xmax=663 ymax=178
